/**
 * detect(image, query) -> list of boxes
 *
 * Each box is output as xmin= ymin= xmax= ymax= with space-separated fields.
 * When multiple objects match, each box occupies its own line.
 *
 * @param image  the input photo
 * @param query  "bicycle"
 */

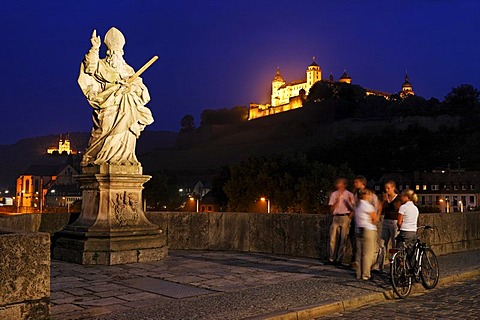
xmin=389 ymin=225 xmax=440 ymax=299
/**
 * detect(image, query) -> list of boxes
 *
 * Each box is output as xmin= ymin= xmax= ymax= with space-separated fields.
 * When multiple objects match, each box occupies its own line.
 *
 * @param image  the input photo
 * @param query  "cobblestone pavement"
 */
xmin=319 ymin=276 xmax=480 ymax=320
xmin=50 ymin=249 xmax=480 ymax=320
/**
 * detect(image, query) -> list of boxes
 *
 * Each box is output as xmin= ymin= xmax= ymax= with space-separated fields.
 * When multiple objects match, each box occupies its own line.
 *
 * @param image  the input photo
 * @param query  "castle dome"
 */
xmin=339 ymin=70 xmax=351 ymax=80
xmin=402 ymin=73 xmax=412 ymax=88
xmin=338 ymin=70 xmax=352 ymax=84
xmin=400 ymin=71 xmax=415 ymax=97
xmin=272 ymin=67 xmax=285 ymax=82
xmin=309 ymin=56 xmax=319 ymax=67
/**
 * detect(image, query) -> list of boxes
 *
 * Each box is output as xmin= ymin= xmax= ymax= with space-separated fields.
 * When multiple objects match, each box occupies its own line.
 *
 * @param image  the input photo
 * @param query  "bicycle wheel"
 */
xmin=420 ymin=248 xmax=439 ymax=289
xmin=390 ymin=252 xmax=412 ymax=299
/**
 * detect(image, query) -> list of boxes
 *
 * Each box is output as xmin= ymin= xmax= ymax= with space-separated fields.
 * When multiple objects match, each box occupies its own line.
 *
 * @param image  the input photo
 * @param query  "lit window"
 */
xmin=415 ymin=185 xmax=420 ymax=191
xmin=423 ymin=185 xmax=427 ymax=191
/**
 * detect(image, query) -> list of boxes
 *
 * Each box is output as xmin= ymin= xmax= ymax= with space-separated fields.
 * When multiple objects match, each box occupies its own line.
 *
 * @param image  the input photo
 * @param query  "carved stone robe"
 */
xmin=78 ymin=48 xmax=154 ymax=166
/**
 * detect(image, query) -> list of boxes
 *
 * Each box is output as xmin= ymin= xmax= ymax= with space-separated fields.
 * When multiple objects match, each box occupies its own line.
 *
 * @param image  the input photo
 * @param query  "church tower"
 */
xmin=400 ymin=72 xmax=415 ymax=98
xmin=339 ymin=70 xmax=352 ymax=84
xmin=306 ymin=57 xmax=322 ymax=87
xmin=271 ymin=67 xmax=285 ymax=107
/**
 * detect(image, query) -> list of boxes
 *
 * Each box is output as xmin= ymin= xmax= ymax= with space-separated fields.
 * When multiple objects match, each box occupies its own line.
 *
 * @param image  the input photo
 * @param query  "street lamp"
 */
xmin=190 ymin=197 xmax=199 ymax=212
xmin=260 ymin=197 xmax=271 ymax=213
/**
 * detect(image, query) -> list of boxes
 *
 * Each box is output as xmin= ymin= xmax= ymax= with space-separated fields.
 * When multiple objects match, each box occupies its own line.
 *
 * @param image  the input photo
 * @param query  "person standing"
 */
xmin=378 ymin=181 xmax=401 ymax=272
xmin=351 ymin=176 xmax=380 ymax=269
xmin=396 ymin=189 xmax=419 ymax=248
xmin=355 ymin=189 xmax=378 ymax=280
xmin=328 ymin=178 xmax=355 ymax=265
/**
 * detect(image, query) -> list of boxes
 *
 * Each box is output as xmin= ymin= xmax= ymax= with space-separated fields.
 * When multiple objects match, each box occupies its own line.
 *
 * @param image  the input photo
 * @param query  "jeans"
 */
xmin=396 ymin=231 xmax=417 ymax=249
xmin=349 ymin=218 xmax=357 ymax=263
xmin=329 ymin=215 xmax=351 ymax=262
xmin=378 ymin=219 xmax=398 ymax=270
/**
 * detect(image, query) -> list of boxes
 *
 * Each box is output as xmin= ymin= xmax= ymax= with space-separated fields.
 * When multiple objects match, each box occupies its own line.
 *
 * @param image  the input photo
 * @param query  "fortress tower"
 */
xmin=306 ymin=57 xmax=322 ymax=87
xmin=270 ymin=57 xmax=322 ymax=107
xmin=400 ymin=72 xmax=415 ymax=97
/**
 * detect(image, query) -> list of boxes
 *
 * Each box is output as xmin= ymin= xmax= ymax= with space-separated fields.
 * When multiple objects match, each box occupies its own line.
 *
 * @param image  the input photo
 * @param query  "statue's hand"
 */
xmin=90 ymin=29 xmax=101 ymax=49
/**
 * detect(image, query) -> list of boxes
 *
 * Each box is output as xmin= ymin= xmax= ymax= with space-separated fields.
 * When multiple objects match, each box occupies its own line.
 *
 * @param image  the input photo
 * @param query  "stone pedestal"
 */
xmin=53 ymin=165 xmax=167 ymax=265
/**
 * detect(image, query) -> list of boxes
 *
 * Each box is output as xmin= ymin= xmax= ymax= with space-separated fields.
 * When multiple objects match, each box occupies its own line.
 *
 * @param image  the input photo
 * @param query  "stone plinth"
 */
xmin=53 ymin=165 xmax=167 ymax=265
xmin=0 ymin=228 xmax=50 ymax=320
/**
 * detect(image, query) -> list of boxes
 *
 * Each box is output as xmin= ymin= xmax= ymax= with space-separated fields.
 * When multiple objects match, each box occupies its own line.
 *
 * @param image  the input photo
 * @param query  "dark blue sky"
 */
xmin=0 ymin=0 xmax=479 ymax=144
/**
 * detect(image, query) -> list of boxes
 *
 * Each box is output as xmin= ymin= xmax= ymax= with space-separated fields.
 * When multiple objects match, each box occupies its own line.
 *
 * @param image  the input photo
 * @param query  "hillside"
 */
xmin=0 ymin=130 xmax=177 ymax=188
xmin=141 ymin=102 xmax=461 ymax=184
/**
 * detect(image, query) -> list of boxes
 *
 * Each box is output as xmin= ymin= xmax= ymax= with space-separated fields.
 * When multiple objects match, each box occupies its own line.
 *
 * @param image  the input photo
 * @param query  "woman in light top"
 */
xmin=396 ymin=189 xmax=419 ymax=248
xmin=355 ymin=188 xmax=378 ymax=280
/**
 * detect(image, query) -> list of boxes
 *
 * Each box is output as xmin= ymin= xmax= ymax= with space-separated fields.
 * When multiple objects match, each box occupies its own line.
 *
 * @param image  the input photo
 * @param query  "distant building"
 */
xmin=44 ymin=183 xmax=82 ymax=209
xmin=400 ymin=72 xmax=415 ymax=98
xmin=15 ymin=164 xmax=80 ymax=211
xmin=249 ymin=58 xmax=415 ymax=120
xmin=192 ymin=181 xmax=211 ymax=198
xmin=47 ymin=134 xmax=77 ymax=155
xmin=199 ymin=191 xmax=220 ymax=212
xmin=375 ymin=170 xmax=479 ymax=212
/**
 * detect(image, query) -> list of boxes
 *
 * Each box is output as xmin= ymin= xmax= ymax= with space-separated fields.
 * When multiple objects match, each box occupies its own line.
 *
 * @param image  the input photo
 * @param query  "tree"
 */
xmin=180 ymin=114 xmax=195 ymax=132
xmin=143 ymin=172 xmax=184 ymax=211
xmin=223 ymin=153 xmax=354 ymax=213
xmin=200 ymin=106 xmax=248 ymax=127
xmin=444 ymin=84 xmax=480 ymax=114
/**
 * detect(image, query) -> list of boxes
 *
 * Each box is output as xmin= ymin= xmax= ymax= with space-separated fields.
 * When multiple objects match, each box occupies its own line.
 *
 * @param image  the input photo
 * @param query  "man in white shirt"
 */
xmin=328 ymin=178 xmax=355 ymax=264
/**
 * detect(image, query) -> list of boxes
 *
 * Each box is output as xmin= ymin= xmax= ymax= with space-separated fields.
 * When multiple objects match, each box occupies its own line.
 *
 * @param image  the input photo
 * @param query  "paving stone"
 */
xmin=122 ymin=277 xmax=214 ymax=298
xmin=54 ymin=276 xmax=86 ymax=282
xmin=63 ymin=287 xmax=95 ymax=296
xmin=87 ymin=283 xmax=128 ymax=293
xmin=76 ymin=297 xmax=126 ymax=307
xmin=51 ymin=290 xmax=76 ymax=300
xmin=319 ymin=277 xmax=480 ymax=319
xmin=50 ymin=249 xmax=480 ymax=320
xmin=164 ymin=275 xmax=205 ymax=283
xmin=116 ymin=292 xmax=163 ymax=302
xmin=94 ymin=290 xmax=127 ymax=298
xmin=51 ymin=303 xmax=84 ymax=315
xmin=121 ymin=296 xmax=173 ymax=309
xmin=51 ymin=280 xmax=90 ymax=291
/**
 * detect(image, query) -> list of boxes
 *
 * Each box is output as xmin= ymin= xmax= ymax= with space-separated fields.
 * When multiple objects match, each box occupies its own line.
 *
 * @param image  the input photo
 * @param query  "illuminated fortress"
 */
xmin=249 ymin=58 xmax=414 ymax=120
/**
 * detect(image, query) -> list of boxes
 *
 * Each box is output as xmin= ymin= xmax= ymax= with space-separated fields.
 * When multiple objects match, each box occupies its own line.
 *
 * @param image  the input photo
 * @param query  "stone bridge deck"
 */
xmin=51 ymin=249 xmax=480 ymax=320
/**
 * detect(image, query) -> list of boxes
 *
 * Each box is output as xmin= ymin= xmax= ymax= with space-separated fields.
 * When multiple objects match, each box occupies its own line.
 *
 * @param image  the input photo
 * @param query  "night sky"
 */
xmin=1 ymin=0 xmax=479 ymax=144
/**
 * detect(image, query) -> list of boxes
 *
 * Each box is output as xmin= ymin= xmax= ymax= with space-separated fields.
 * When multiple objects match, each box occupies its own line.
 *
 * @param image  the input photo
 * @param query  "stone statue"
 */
xmin=78 ymin=27 xmax=154 ymax=166
xmin=53 ymin=27 xmax=167 ymax=265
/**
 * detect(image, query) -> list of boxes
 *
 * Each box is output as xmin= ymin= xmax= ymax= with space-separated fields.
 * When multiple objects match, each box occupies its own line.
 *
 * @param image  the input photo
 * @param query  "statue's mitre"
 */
xmin=104 ymin=27 xmax=125 ymax=51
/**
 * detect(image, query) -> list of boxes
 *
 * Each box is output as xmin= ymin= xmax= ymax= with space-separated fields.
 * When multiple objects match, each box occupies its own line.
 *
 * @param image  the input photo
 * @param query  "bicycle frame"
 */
xmin=389 ymin=225 xmax=438 ymax=299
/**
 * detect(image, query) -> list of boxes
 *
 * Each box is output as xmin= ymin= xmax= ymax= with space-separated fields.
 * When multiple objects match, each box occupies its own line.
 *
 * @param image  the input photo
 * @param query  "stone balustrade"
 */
xmin=145 ymin=211 xmax=480 ymax=259
xmin=0 ymin=228 xmax=50 ymax=320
